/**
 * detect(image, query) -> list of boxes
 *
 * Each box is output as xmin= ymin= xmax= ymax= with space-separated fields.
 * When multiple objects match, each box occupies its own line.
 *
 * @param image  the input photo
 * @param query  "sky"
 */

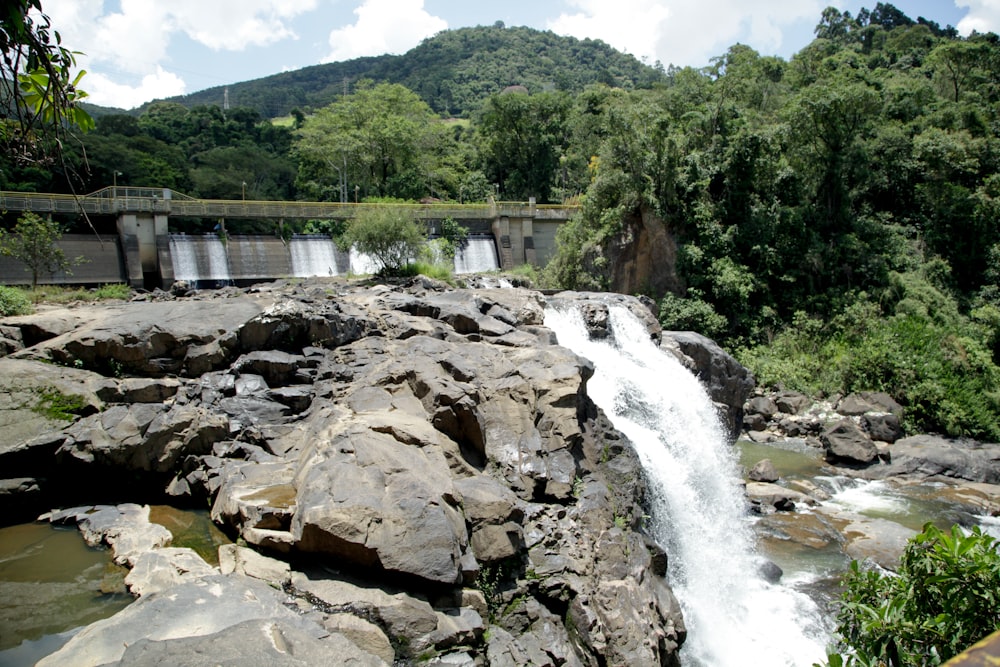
xmin=38 ymin=0 xmax=995 ymax=110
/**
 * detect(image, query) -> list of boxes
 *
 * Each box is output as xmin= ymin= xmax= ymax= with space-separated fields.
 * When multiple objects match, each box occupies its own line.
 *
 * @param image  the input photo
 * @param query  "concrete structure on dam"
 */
xmin=0 ymin=188 xmax=576 ymax=288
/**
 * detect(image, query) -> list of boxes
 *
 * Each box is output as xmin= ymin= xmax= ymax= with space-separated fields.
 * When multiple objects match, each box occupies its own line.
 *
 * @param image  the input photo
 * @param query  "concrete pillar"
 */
xmin=118 ymin=211 xmax=171 ymax=288
xmin=492 ymin=216 xmax=513 ymax=270
xmin=522 ymin=217 xmax=536 ymax=266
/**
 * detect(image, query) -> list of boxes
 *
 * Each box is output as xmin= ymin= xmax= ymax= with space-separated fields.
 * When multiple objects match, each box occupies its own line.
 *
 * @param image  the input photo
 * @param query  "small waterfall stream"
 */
xmin=545 ymin=303 xmax=829 ymax=666
xmin=168 ymin=234 xmax=232 ymax=286
xmin=454 ymin=236 xmax=499 ymax=274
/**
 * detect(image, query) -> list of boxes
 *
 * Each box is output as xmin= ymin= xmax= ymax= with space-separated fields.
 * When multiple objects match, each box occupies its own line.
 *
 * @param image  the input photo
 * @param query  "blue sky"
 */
xmin=42 ymin=1 xmax=985 ymax=110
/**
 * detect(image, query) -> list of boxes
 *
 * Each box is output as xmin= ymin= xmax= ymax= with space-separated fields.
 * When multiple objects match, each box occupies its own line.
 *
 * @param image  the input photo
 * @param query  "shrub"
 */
xmin=0 ymin=285 xmax=32 ymax=316
xmin=658 ymin=292 xmax=727 ymax=340
xmin=822 ymin=523 xmax=1000 ymax=667
xmin=739 ymin=272 xmax=1000 ymax=441
xmin=338 ymin=206 xmax=425 ymax=276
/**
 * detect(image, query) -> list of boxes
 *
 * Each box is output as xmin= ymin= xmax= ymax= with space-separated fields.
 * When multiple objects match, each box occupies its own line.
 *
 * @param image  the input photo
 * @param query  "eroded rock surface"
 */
xmin=2 ymin=279 xmax=687 ymax=666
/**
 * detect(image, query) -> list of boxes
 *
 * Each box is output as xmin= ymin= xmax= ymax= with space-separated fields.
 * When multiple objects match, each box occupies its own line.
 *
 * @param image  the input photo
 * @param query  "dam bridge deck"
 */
xmin=0 ymin=187 xmax=576 ymax=222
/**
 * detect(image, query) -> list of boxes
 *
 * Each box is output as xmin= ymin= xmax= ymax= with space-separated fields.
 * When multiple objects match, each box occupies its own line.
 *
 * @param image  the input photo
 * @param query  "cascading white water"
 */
xmin=545 ymin=303 xmax=830 ymax=667
xmin=169 ymin=234 xmax=231 ymax=283
xmin=453 ymin=237 xmax=499 ymax=274
xmin=289 ymin=235 xmax=339 ymax=278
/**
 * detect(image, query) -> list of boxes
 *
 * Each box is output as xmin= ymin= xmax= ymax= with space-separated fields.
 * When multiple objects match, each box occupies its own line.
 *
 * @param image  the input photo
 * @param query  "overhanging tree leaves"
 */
xmin=1 ymin=0 xmax=94 ymax=165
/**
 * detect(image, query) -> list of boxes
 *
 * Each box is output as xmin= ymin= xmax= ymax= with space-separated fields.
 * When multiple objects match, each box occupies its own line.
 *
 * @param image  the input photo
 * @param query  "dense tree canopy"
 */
xmin=3 ymin=3 xmax=999 ymax=436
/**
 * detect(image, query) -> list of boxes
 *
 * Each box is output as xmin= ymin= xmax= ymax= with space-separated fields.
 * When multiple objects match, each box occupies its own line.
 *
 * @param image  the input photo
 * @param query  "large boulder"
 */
xmin=822 ymin=420 xmax=878 ymax=466
xmin=661 ymin=331 xmax=756 ymax=442
xmin=870 ymin=435 xmax=1000 ymax=483
xmin=35 ymin=575 xmax=366 ymax=667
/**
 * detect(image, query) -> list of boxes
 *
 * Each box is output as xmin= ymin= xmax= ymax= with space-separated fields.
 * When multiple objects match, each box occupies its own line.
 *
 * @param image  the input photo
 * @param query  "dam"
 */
xmin=0 ymin=188 xmax=575 ymax=288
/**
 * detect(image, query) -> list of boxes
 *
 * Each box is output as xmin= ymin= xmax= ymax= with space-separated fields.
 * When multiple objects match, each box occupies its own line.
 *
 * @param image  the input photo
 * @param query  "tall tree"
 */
xmin=294 ymin=82 xmax=458 ymax=201
xmin=477 ymin=90 xmax=571 ymax=202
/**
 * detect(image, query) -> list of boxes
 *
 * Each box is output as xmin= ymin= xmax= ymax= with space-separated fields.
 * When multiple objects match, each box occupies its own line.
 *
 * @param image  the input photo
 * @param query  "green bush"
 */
xmin=822 ymin=523 xmax=1000 ymax=667
xmin=658 ymin=292 xmax=728 ymax=340
xmin=338 ymin=206 xmax=426 ymax=276
xmin=0 ymin=285 xmax=32 ymax=316
xmin=738 ymin=270 xmax=1000 ymax=441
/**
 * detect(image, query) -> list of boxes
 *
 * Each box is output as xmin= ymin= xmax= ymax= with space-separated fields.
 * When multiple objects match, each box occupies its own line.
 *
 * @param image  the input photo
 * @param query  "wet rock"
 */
xmin=661 ymin=330 xmax=756 ymax=442
xmin=862 ymin=413 xmax=904 ymax=444
xmin=746 ymin=482 xmax=814 ymax=512
xmin=822 ymin=419 xmax=878 ymax=466
xmin=748 ymin=459 xmax=779 ymax=483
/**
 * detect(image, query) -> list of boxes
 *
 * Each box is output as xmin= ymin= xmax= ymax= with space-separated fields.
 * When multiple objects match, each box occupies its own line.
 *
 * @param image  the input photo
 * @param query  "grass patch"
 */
xmin=32 ymin=387 xmax=88 ymax=421
xmin=400 ymin=261 xmax=453 ymax=282
xmin=26 ymin=283 xmax=132 ymax=304
xmin=0 ymin=285 xmax=33 ymax=316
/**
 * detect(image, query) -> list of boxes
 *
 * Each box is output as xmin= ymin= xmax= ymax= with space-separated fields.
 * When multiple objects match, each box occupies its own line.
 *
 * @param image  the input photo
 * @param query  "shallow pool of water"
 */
xmin=0 ymin=522 xmax=132 ymax=663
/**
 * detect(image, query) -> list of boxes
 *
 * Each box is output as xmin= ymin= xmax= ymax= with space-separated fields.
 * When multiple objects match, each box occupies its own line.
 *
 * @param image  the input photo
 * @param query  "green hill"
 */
xmin=151 ymin=24 xmax=664 ymax=118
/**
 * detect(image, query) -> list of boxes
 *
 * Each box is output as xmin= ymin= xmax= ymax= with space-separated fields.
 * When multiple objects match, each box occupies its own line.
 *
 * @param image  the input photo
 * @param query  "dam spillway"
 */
xmin=163 ymin=233 xmax=503 ymax=288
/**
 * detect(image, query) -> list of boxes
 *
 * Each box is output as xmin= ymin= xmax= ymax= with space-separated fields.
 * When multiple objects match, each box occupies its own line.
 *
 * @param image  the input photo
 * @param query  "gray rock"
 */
xmin=218 ymin=544 xmax=291 ymax=587
xmin=748 ymin=459 xmax=779 ymax=483
xmin=323 ymin=613 xmax=395 ymax=665
xmin=775 ymin=391 xmax=811 ymax=415
xmin=863 ymin=413 xmax=904 ymax=443
xmin=58 ymin=404 xmax=228 ymax=473
xmin=872 ymin=435 xmax=1000 ymax=483
xmin=125 ymin=547 xmax=216 ymax=596
xmin=662 ymin=330 xmax=756 ymax=441
xmin=838 ymin=392 xmax=904 ymax=417
xmin=746 ymin=482 xmax=814 ymax=512
xmin=822 ymin=419 xmax=878 ymax=466
xmin=108 ymin=618 xmax=388 ymax=666
xmin=291 ymin=572 xmax=439 ymax=641
xmin=746 ymin=396 xmax=778 ymax=419
xmin=57 ymin=503 xmax=173 ymax=566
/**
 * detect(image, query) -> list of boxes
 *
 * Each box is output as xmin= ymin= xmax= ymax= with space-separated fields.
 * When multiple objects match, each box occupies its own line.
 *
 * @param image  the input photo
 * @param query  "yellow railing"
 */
xmin=0 ymin=189 xmax=580 ymax=221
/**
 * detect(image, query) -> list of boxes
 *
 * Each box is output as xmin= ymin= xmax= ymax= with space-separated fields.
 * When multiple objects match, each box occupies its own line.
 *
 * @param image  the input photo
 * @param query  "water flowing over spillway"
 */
xmin=454 ymin=236 xmax=499 ymax=274
xmin=169 ymin=234 xmax=232 ymax=285
xmin=545 ymin=303 xmax=830 ymax=667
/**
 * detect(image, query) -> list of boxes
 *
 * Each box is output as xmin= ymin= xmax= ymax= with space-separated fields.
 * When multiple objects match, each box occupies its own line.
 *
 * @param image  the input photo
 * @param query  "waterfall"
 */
xmin=454 ymin=236 xmax=499 ymax=274
xmin=168 ymin=234 xmax=232 ymax=286
xmin=545 ymin=303 xmax=829 ymax=667
xmin=289 ymin=235 xmax=340 ymax=278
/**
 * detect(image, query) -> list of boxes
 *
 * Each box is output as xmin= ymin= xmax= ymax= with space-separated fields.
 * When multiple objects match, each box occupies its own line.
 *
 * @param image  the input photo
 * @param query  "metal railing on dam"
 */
xmin=0 ymin=187 xmax=578 ymax=222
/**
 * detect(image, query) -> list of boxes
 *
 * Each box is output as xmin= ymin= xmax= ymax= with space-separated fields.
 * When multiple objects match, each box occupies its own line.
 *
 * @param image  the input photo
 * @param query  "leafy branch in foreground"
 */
xmin=820 ymin=523 xmax=1000 ymax=667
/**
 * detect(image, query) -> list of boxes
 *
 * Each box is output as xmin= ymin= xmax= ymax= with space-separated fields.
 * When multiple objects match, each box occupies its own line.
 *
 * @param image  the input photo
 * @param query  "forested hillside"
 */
xmin=2 ymin=3 xmax=998 ymax=440
xmin=546 ymin=4 xmax=1000 ymax=440
xmin=153 ymin=24 xmax=664 ymax=118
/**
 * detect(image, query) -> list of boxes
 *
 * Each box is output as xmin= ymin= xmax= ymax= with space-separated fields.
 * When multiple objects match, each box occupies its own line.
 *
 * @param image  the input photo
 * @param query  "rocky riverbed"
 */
xmin=1 ymin=277 xmax=998 ymax=665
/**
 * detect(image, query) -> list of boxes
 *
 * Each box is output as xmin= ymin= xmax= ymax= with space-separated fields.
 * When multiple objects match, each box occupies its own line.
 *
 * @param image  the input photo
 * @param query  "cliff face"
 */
xmin=0 ymin=279 xmax=685 ymax=666
xmin=606 ymin=207 xmax=681 ymax=299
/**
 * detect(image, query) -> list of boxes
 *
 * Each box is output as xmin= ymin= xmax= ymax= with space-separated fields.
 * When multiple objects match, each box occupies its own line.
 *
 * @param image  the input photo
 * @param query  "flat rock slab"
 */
xmin=36 ymin=574 xmax=331 ymax=667
xmin=111 ymin=618 xmax=387 ymax=667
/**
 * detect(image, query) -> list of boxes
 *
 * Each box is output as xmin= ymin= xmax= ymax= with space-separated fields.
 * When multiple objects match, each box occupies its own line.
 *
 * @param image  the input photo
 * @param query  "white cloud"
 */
xmin=85 ymin=67 xmax=188 ymax=109
xmin=548 ymin=0 xmax=827 ymax=68
xmin=323 ymin=0 xmax=448 ymax=62
xmin=41 ymin=0 xmax=316 ymax=108
xmin=956 ymin=0 xmax=1000 ymax=35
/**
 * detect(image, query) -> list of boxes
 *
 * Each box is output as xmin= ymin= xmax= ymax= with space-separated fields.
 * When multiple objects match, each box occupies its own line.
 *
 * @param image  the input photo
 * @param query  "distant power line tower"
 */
xmin=223 ymin=87 xmax=230 ymax=111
